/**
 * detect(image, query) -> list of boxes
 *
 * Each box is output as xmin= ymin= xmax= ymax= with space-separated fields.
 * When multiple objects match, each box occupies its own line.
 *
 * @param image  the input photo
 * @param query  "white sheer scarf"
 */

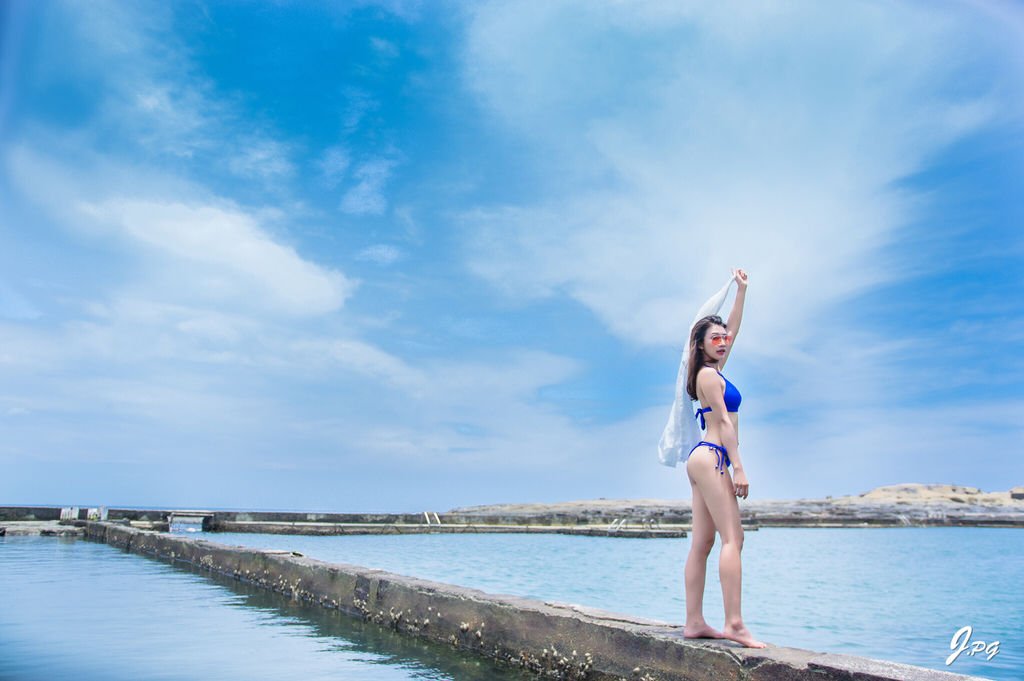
xmin=657 ymin=276 xmax=735 ymax=467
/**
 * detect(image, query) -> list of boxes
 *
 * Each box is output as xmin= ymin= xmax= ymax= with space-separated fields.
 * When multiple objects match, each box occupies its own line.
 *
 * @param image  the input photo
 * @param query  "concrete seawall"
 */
xmin=0 ymin=506 xmax=62 ymax=521
xmin=211 ymin=520 xmax=690 ymax=538
xmin=5 ymin=503 xmax=1020 ymax=533
xmin=2 ymin=506 xmax=697 ymax=537
xmin=83 ymin=522 xmax=983 ymax=681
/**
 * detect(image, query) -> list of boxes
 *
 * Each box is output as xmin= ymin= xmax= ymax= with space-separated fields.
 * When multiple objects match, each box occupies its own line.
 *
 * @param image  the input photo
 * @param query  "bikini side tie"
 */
xmin=695 ymin=406 xmax=712 ymax=430
xmin=687 ymin=441 xmax=731 ymax=475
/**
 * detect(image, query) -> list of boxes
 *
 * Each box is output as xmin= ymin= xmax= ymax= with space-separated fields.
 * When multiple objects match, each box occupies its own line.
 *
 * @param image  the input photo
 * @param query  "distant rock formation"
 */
xmin=449 ymin=483 xmax=1024 ymax=516
xmin=832 ymin=483 xmax=1024 ymax=507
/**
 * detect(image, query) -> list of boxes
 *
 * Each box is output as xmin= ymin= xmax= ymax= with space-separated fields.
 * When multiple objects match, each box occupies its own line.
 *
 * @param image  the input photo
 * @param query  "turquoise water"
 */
xmin=2 ymin=529 xmax=1018 ymax=680
xmin=208 ymin=527 xmax=1021 ymax=680
xmin=0 ymin=536 xmax=534 ymax=681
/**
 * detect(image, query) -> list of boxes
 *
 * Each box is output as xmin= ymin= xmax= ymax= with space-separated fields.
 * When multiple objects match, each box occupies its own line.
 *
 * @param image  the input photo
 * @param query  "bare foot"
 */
xmin=683 ymin=622 xmax=725 ymax=639
xmin=722 ymin=622 xmax=767 ymax=648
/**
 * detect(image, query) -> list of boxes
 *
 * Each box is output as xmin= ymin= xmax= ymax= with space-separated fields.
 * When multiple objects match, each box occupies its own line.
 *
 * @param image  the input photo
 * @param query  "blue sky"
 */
xmin=1 ymin=0 xmax=1022 ymax=512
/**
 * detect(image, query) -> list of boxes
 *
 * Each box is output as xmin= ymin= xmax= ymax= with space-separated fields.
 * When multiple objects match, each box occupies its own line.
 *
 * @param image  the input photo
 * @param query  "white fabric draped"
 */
xmin=657 ymin=276 xmax=735 ymax=467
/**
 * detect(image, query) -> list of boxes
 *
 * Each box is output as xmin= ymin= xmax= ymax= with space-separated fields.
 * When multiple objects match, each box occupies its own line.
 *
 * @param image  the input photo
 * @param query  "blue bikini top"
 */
xmin=695 ymin=369 xmax=742 ymax=430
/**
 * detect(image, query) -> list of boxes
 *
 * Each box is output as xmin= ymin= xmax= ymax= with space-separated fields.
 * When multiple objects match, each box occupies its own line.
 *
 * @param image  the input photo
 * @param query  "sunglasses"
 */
xmin=708 ymin=333 xmax=733 ymax=347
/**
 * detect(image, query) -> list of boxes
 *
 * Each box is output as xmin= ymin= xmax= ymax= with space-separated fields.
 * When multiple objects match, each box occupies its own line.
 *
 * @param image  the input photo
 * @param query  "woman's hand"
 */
xmin=732 ymin=468 xmax=750 ymax=499
xmin=732 ymin=268 xmax=749 ymax=290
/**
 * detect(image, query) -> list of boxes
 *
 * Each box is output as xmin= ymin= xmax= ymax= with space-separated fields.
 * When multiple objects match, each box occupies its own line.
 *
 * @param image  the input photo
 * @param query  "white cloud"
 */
xmin=355 ymin=244 xmax=402 ymax=265
xmin=228 ymin=138 xmax=296 ymax=181
xmin=46 ymin=0 xmax=296 ymax=184
xmin=351 ymin=0 xmax=423 ymax=24
xmin=5 ymin=139 xmax=353 ymax=319
xmin=3 ymin=0 xmax=1020 ymax=507
xmin=340 ymin=87 xmax=380 ymax=132
xmin=453 ymin=0 xmax=1024 ymax=495
xmin=318 ymin=146 xmax=351 ymax=186
xmin=281 ymin=348 xmax=592 ymax=471
xmin=289 ymin=337 xmax=425 ymax=390
xmin=459 ymin=1 xmax=1013 ymax=351
xmin=339 ymin=157 xmax=399 ymax=215
xmin=79 ymin=198 xmax=353 ymax=316
xmin=0 ymin=299 xmax=611 ymax=481
xmin=369 ymin=36 xmax=400 ymax=60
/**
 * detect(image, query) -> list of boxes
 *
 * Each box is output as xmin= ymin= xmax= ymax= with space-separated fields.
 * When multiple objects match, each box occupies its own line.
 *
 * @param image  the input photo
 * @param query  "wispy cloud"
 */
xmin=79 ymin=198 xmax=351 ymax=316
xmin=340 ymin=87 xmax=380 ymax=133
xmin=7 ymin=143 xmax=352 ymax=318
xmin=456 ymin=0 xmax=1024 ymax=493
xmin=339 ymin=156 xmax=400 ymax=215
xmin=42 ymin=0 xmax=297 ymax=186
xmin=227 ymin=138 xmax=296 ymax=181
xmin=369 ymin=36 xmax=400 ymax=61
xmin=1 ymin=0 xmax=1020 ymax=509
xmin=1 ymin=136 xmax=615 ymax=506
xmin=460 ymin=0 xmax=1014 ymax=349
xmin=318 ymin=146 xmax=352 ymax=187
xmin=356 ymin=244 xmax=403 ymax=265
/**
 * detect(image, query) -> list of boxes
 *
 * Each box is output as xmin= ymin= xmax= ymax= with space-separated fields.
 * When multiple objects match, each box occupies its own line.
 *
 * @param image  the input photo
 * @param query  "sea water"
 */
xmin=207 ymin=527 xmax=1022 ymax=680
xmin=0 ymin=536 xmax=535 ymax=681
xmin=2 ymin=528 xmax=1018 ymax=680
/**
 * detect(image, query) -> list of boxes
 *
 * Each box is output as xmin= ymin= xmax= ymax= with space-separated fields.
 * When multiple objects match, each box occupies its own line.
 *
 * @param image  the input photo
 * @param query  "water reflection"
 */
xmin=0 ymin=536 xmax=534 ymax=681
xmin=194 ymin=559 xmax=531 ymax=681
xmin=209 ymin=527 xmax=1023 ymax=680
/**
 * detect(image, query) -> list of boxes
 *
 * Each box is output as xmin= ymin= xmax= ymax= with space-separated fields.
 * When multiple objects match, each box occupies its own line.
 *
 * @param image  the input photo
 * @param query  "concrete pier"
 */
xmin=82 ymin=521 xmax=984 ymax=681
xmin=6 ymin=500 xmax=1020 ymax=534
xmin=211 ymin=520 xmax=691 ymax=538
xmin=3 ymin=506 xmax=695 ymax=537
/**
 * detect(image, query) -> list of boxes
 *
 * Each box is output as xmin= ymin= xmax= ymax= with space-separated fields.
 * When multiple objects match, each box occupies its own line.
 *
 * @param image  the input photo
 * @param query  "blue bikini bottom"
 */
xmin=687 ymin=441 xmax=731 ymax=475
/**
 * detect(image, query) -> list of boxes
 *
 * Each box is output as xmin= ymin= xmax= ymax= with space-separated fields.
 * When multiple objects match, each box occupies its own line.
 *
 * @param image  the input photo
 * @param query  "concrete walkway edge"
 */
xmin=82 ymin=522 xmax=985 ymax=681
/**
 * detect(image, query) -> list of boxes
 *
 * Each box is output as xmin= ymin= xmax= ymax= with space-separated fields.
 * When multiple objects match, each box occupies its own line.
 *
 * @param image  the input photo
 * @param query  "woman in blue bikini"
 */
xmin=682 ymin=268 xmax=766 ymax=649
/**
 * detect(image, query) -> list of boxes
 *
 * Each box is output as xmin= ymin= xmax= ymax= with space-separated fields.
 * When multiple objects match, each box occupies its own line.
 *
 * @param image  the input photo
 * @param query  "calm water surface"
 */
xmin=2 ymin=528 xmax=1018 ymax=680
xmin=209 ymin=527 xmax=1021 ymax=680
xmin=0 ymin=536 xmax=535 ymax=681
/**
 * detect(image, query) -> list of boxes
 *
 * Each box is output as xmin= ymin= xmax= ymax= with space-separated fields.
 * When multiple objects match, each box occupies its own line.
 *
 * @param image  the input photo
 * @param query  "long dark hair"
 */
xmin=686 ymin=315 xmax=726 ymax=401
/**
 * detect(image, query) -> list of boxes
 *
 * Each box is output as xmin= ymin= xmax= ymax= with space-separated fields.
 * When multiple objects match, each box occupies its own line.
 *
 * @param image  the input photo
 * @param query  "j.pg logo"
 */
xmin=946 ymin=625 xmax=1000 ymax=666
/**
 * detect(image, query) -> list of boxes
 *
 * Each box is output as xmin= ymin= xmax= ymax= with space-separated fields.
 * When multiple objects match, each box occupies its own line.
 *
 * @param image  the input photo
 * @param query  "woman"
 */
xmin=682 ymin=268 xmax=766 ymax=649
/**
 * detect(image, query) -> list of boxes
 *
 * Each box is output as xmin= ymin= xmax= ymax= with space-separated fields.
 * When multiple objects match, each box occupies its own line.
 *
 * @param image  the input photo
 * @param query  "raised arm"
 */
xmin=720 ymin=268 xmax=748 ymax=369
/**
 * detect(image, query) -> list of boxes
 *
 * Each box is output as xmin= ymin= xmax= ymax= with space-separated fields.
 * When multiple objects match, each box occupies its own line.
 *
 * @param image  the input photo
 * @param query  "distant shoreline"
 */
xmin=447 ymin=483 xmax=1024 ymax=515
xmin=4 ymin=484 xmax=1023 ymax=532
xmin=440 ymin=483 xmax=1024 ymax=529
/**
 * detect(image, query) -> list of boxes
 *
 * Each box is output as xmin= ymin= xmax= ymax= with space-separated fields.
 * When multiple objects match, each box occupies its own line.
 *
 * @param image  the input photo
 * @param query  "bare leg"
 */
xmin=686 ymin=446 xmax=766 ymax=648
xmin=683 ymin=476 xmax=725 ymax=639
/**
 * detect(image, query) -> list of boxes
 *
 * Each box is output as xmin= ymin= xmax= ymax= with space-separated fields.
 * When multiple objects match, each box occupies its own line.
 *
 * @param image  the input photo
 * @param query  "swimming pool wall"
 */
xmin=82 ymin=521 xmax=983 ymax=681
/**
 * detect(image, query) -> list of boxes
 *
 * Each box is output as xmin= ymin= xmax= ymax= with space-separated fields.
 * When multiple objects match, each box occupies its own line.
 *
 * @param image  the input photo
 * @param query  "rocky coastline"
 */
xmin=446 ymin=484 xmax=1024 ymax=528
xmin=4 ymin=484 xmax=1022 ymax=536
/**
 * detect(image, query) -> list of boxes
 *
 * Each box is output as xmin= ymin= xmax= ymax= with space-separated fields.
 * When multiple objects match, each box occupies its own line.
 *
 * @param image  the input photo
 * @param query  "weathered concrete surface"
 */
xmin=105 ymin=509 xmax=433 ymax=525
xmin=0 ymin=506 xmax=62 ymax=522
xmin=203 ymin=512 xmax=695 ymax=535
xmin=448 ymin=491 xmax=1024 ymax=529
xmin=83 ymin=522 xmax=984 ymax=681
xmin=0 ymin=520 xmax=83 ymax=536
xmin=6 ymin=492 xmax=1021 ymax=533
xmin=213 ymin=520 xmax=690 ymax=538
xmin=4 ymin=507 xmax=694 ymax=537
